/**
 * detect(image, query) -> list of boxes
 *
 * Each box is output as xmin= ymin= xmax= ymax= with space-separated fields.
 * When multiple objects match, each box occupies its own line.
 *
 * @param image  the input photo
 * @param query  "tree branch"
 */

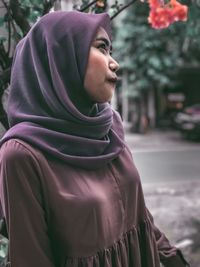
xmin=6 ymin=17 xmax=11 ymax=57
xmin=0 ymin=68 xmax=11 ymax=89
xmin=42 ymin=0 xmax=57 ymax=15
xmin=110 ymin=0 xmax=138 ymax=20
xmin=0 ymin=108 xmax=9 ymax=129
xmin=9 ymin=0 xmax=31 ymax=35
xmin=79 ymin=0 xmax=97 ymax=12
xmin=0 ymin=42 xmax=8 ymax=69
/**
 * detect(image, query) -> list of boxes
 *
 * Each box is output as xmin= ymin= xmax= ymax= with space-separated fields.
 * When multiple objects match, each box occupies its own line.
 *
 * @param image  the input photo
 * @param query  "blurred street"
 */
xmin=125 ymin=128 xmax=200 ymax=267
xmin=125 ymin=129 xmax=200 ymax=183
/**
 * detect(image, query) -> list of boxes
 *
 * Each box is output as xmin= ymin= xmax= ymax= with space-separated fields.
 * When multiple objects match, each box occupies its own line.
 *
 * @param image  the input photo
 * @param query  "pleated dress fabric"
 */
xmin=0 ymin=139 xmax=160 ymax=267
xmin=0 ymin=138 xmax=188 ymax=267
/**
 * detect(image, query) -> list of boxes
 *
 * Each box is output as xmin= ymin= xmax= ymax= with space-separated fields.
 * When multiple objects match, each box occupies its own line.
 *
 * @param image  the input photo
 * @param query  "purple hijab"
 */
xmin=0 ymin=11 xmax=124 ymax=169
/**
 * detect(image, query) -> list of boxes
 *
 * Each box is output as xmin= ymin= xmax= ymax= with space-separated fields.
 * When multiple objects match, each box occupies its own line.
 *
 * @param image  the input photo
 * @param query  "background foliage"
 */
xmin=113 ymin=0 xmax=200 ymax=95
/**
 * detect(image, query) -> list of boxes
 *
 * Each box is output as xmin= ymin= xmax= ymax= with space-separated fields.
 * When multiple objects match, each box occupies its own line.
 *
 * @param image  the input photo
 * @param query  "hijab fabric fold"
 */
xmin=0 ymin=11 xmax=124 ymax=169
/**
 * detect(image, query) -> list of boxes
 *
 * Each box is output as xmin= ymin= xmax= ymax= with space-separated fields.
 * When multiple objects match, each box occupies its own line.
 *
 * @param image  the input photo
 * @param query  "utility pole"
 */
xmin=122 ymin=69 xmax=129 ymax=125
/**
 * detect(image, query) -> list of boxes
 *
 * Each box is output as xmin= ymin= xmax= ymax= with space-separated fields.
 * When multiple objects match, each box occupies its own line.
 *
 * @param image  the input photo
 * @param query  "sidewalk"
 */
xmin=124 ymin=128 xmax=200 ymax=267
xmin=124 ymin=128 xmax=200 ymax=152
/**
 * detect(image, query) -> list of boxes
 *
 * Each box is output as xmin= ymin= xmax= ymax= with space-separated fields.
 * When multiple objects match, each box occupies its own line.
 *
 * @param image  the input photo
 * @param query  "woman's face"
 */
xmin=84 ymin=27 xmax=119 ymax=103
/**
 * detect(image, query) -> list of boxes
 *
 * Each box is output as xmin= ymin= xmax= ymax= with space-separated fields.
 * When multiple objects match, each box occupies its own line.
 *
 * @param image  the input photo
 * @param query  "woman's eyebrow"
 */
xmin=95 ymin=37 xmax=113 ymax=53
xmin=95 ymin=37 xmax=112 ymax=49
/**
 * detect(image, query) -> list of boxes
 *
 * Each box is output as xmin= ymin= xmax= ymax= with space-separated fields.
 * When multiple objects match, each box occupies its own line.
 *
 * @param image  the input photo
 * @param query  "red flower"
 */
xmin=147 ymin=0 xmax=188 ymax=29
xmin=148 ymin=7 xmax=173 ymax=29
xmin=170 ymin=0 xmax=188 ymax=21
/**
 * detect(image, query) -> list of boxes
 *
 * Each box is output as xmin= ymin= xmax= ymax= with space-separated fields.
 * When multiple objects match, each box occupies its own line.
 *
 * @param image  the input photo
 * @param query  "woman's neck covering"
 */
xmin=0 ymin=11 xmax=125 ymax=170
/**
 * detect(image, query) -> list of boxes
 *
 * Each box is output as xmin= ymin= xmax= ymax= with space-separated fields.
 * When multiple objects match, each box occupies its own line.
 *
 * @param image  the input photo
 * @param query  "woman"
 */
xmin=0 ymin=11 xmax=189 ymax=267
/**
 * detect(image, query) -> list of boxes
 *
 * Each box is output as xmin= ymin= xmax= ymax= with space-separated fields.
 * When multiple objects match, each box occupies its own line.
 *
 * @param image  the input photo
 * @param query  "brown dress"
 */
xmin=0 ymin=139 xmax=188 ymax=267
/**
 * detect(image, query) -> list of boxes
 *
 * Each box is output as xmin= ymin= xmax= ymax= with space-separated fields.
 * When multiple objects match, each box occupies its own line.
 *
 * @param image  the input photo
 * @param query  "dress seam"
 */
xmin=108 ymin=163 xmax=126 ymax=211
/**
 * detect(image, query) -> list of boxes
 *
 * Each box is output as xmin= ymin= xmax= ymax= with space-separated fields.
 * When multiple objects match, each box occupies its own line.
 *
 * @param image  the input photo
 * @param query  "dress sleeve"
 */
xmin=146 ymin=208 xmax=190 ymax=267
xmin=0 ymin=140 xmax=56 ymax=267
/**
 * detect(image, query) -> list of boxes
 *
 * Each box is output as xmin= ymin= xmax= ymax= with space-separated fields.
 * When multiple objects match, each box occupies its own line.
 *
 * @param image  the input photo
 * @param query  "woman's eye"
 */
xmin=98 ymin=43 xmax=110 ymax=54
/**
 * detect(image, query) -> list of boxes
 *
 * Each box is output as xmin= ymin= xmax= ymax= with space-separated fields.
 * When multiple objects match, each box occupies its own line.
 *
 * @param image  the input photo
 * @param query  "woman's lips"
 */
xmin=107 ymin=76 xmax=118 ymax=84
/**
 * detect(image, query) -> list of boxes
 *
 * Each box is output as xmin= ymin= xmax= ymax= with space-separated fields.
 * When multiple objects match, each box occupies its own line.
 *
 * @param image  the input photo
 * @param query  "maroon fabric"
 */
xmin=0 ymin=11 xmax=124 ymax=170
xmin=0 ymin=10 xmax=189 ymax=267
xmin=0 ymin=139 xmax=189 ymax=267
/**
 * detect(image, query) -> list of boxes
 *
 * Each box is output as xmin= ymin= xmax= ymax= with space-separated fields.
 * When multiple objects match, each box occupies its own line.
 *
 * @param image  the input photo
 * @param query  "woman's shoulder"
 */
xmin=0 ymin=139 xmax=41 ymax=164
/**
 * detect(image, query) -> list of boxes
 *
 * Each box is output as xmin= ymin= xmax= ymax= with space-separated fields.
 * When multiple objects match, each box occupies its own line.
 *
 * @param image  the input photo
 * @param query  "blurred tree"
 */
xmin=112 ymin=0 xmax=200 ymax=129
xmin=0 ymin=0 xmax=57 ymax=128
xmin=113 ymin=0 xmax=200 ymax=93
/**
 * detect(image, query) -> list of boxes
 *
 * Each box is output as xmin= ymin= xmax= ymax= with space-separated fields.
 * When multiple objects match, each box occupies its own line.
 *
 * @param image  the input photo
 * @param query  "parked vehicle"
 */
xmin=174 ymin=104 xmax=200 ymax=140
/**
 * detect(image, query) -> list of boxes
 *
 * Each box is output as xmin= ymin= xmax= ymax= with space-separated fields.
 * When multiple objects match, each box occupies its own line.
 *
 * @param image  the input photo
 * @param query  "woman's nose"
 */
xmin=109 ymin=57 xmax=120 ymax=73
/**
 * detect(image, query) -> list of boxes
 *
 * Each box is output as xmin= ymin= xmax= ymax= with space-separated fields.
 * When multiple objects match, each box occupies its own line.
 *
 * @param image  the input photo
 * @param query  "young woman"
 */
xmin=0 ymin=11 xmax=189 ymax=267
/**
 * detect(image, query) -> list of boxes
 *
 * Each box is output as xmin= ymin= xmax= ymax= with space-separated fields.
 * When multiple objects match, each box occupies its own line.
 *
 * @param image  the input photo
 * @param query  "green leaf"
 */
xmin=0 ymin=237 xmax=8 ymax=259
xmin=29 ymin=10 xmax=40 ymax=22
xmin=148 ymin=56 xmax=161 ymax=69
xmin=0 ymin=37 xmax=6 ymax=42
xmin=0 ymin=17 xmax=5 ymax=27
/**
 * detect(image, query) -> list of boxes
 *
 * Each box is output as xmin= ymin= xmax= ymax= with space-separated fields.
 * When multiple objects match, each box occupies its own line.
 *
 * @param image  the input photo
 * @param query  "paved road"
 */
xmin=133 ymin=149 xmax=200 ymax=184
xmin=125 ymin=129 xmax=200 ymax=267
xmin=125 ymin=129 xmax=200 ymax=184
